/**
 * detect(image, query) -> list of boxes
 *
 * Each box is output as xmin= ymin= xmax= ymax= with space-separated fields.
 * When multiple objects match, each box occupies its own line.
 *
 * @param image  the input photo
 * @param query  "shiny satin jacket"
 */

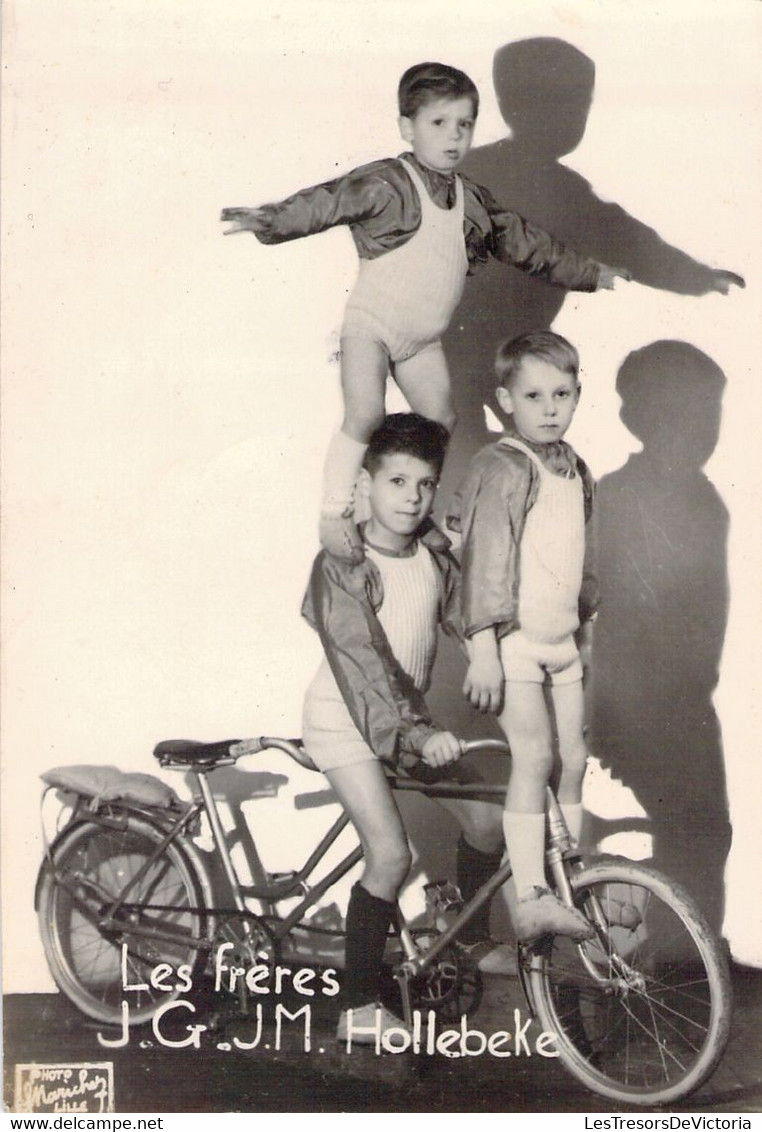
xmin=250 ymin=153 xmax=601 ymax=289
xmin=300 ymin=527 xmax=462 ymax=766
xmin=448 ymin=436 xmax=599 ymax=640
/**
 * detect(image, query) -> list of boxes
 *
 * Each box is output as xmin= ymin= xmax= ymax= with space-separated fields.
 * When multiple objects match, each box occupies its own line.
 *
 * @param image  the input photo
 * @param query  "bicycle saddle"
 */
xmin=153 ymin=738 xmax=243 ymax=766
xmin=153 ymin=736 xmax=319 ymax=772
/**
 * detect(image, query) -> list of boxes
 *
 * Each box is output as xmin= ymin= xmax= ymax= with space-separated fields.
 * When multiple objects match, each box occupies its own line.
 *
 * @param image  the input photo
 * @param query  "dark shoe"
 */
xmin=513 ymin=887 xmax=594 ymax=943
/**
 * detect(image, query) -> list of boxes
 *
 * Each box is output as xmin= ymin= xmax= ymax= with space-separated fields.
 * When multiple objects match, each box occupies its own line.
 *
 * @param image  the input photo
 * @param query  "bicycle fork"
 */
xmin=544 ymin=791 xmax=645 ymax=991
xmin=392 ymin=791 xmax=617 ymax=1027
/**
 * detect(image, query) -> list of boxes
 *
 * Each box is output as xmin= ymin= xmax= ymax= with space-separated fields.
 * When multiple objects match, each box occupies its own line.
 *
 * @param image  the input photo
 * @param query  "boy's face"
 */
xmin=496 ymin=356 xmax=580 ymax=445
xmin=399 ymin=96 xmax=476 ymax=173
xmin=358 ymin=452 xmax=438 ymax=552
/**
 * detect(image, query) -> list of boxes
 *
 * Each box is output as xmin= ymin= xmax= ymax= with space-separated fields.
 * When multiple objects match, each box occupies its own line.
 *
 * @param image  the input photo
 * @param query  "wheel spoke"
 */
xmin=631 ymin=989 xmax=709 ymax=1049
xmin=39 ymin=817 xmax=204 ymax=1026
xmin=620 ymin=994 xmax=688 ymax=1074
xmin=530 ymin=863 xmax=731 ymax=1104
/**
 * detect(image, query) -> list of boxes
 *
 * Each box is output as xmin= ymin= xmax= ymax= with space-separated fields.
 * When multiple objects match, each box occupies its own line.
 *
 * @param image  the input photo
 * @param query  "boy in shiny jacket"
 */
xmin=223 ymin=62 xmax=628 ymax=562
xmin=301 ymin=413 xmax=511 ymax=1042
xmin=450 ymin=331 xmax=598 ymax=943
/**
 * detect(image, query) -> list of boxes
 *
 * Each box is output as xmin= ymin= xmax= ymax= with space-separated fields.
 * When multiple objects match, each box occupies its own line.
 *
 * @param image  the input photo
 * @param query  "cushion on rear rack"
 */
xmin=41 ymin=765 xmax=182 ymax=809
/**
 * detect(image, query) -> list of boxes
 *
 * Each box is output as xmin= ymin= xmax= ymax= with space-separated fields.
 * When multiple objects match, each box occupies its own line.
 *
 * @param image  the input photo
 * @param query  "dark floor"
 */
xmin=4 ymin=964 xmax=762 ymax=1114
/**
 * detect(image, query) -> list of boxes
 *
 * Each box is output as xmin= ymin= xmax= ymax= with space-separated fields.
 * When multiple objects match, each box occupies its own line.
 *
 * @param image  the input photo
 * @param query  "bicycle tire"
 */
xmin=38 ymin=813 xmax=207 ymax=1026
xmin=528 ymin=858 xmax=731 ymax=1106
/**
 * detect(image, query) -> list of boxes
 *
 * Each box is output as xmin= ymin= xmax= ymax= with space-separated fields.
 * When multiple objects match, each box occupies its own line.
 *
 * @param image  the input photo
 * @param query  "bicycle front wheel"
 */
xmin=528 ymin=858 xmax=731 ymax=1106
xmin=38 ymin=814 xmax=207 ymax=1026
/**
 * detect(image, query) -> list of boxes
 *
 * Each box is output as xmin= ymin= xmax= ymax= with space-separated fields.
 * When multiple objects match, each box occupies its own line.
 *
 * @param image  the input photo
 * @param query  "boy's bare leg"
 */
xmin=435 ymin=796 xmax=503 ymax=855
xmin=497 ymin=681 xmax=592 ymax=941
xmin=325 ymin=759 xmax=410 ymax=902
xmin=550 ymin=679 xmax=587 ymax=844
xmin=500 ymin=681 xmax=554 ymax=815
xmin=339 ymin=337 xmax=390 ymax=441
xmin=394 ymin=342 xmax=456 ymax=432
xmin=550 ymin=679 xmax=640 ymax=928
xmin=321 ymin=337 xmax=388 ymax=560
xmin=498 ymin=681 xmax=552 ymax=895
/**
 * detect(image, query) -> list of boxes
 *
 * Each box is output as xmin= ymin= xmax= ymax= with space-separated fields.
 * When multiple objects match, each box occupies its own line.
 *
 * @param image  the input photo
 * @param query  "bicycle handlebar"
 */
xmin=458 ymin=738 xmax=511 ymax=757
xmin=230 ymin=736 xmax=319 ymax=771
xmin=229 ymin=735 xmax=510 ymax=772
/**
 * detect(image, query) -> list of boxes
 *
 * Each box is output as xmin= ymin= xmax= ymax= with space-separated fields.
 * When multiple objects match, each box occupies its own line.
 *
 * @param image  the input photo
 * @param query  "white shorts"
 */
xmin=302 ymin=661 xmax=376 ymax=772
xmin=302 ymin=660 xmax=483 ymax=785
xmin=340 ymin=318 xmax=448 ymax=369
xmin=499 ymin=630 xmax=582 ymax=686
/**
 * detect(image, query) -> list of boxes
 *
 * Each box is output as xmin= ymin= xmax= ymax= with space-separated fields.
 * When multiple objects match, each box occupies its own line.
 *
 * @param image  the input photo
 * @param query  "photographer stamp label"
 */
xmin=14 ymin=1062 xmax=114 ymax=1113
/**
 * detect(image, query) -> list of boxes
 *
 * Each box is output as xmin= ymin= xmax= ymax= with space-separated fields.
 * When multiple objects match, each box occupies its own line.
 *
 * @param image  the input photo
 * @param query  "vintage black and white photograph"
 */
xmin=2 ymin=0 xmax=761 ymax=1117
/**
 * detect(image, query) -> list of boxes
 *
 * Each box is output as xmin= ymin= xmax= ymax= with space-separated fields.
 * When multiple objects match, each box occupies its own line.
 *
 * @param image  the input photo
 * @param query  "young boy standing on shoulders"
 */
xmin=450 ymin=331 xmax=597 ymax=942
xmin=301 ymin=413 xmax=510 ymax=1041
xmin=223 ymin=62 xmax=629 ymax=562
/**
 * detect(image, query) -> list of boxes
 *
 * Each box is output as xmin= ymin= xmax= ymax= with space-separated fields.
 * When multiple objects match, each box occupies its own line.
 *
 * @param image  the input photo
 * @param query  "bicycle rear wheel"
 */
xmin=38 ymin=813 xmax=207 ymax=1026
xmin=528 ymin=858 xmax=731 ymax=1106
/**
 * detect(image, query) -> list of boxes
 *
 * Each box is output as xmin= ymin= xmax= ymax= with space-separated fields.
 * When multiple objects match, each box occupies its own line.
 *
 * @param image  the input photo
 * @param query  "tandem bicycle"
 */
xmin=35 ymin=734 xmax=732 ymax=1106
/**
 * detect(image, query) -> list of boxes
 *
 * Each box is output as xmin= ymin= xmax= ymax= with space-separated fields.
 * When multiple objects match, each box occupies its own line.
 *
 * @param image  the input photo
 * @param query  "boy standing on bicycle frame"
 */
xmin=451 ymin=331 xmax=597 ymax=944
xmin=301 ymin=413 xmax=510 ymax=1040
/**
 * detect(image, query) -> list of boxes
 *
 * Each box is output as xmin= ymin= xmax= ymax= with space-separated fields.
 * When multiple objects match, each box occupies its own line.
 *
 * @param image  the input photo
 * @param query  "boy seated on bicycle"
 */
xmin=301 ymin=412 xmax=510 ymax=1041
xmin=449 ymin=330 xmax=597 ymax=944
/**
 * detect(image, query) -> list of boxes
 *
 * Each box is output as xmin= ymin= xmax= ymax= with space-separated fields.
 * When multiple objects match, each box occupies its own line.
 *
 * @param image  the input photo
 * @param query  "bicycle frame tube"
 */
xmin=191 ymin=767 xmax=365 ymax=944
xmin=193 ymin=770 xmax=249 ymax=912
xmin=100 ymin=802 xmax=204 ymax=922
xmin=245 ymin=809 xmax=356 ymax=902
xmin=388 ymin=777 xmax=506 ymax=802
xmin=397 ymin=856 xmax=515 ymax=978
xmin=267 ymin=841 xmax=364 ymax=945
xmin=93 ymin=743 xmax=519 ymax=968
xmin=253 ymin=774 xmax=508 ymax=948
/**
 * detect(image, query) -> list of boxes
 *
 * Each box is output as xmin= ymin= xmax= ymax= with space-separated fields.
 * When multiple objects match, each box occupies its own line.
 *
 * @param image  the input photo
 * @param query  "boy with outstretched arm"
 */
xmin=223 ymin=62 xmax=632 ymax=562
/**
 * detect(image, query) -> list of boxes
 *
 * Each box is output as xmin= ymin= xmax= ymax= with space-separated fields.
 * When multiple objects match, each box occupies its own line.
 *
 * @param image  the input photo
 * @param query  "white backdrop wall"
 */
xmin=2 ymin=0 xmax=761 ymax=992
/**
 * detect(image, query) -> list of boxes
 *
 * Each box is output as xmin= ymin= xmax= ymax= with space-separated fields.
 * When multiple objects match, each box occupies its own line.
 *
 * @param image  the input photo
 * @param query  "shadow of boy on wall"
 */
xmin=438 ymin=37 xmax=742 ymax=511
xmin=589 ymin=341 xmax=731 ymax=933
xmin=430 ymin=36 xmax=740 ymax=818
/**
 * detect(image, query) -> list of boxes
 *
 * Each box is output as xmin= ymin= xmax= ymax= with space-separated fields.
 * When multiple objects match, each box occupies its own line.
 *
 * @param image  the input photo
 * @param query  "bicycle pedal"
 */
xmin=423 ymin=880 xmax=463 ymax=916
xmin=268 ymin=870 xmax=305 ymax=894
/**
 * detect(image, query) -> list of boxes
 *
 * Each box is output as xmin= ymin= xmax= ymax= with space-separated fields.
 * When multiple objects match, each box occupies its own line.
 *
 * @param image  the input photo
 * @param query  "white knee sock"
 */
xmin=560 ymin=802 xmax=584 ymax=846
xmin=322 ymin=431 xmax=368 ymax=516
xmin=502 ymin=811 xmax=547 ymax=900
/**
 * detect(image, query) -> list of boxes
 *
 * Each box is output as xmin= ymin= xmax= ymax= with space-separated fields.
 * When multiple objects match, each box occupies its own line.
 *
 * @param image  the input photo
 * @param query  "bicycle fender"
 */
xmin=34 ymin=808 xmax=216 ymax=919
